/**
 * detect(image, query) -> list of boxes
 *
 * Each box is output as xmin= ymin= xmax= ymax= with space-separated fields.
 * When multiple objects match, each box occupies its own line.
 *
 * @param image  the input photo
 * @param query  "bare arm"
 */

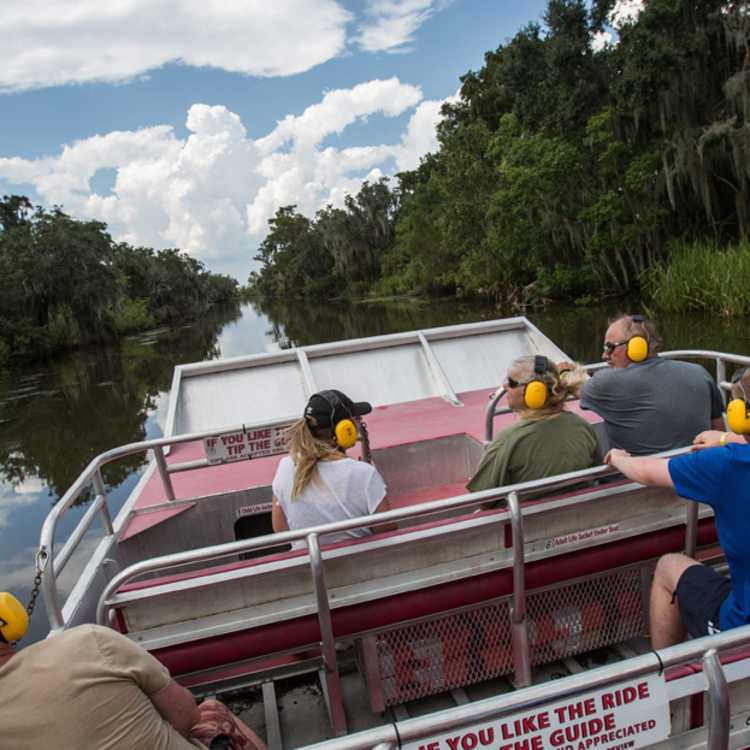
xmin=604 ymin=449 xmax=674 ymax=488
xmin=271 ymin=494 xmax=289 ymax=532
xmin=151 ymin=679 xmax=201 ymax=737
xmin=693 ymin=429 xmax=747 ymax=450
xmin=371 ymin=497 xmax=398 ymax=533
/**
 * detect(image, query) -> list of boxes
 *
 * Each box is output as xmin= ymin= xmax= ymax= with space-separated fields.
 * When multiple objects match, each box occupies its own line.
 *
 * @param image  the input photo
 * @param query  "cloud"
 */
xmin=590 ymin=1 xmax=643 ymax=51
xmin=0 ymin=477 xmax=43 ymax=530
xmin=591 ymin=30 xmax=613 ymax=52
xmin=356 ymin=0 xmax=450 ymax=53
xmin=0 ymin=79 xmax=451 ymax=279
xmin=609 ymin=0 xmax=644 ymax=27
xmin=0 ymin=0 xmax=352 ymax=91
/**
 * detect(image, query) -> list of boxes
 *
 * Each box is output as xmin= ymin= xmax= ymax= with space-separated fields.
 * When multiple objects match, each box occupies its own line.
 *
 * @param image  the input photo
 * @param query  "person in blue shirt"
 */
xmin=605 ymin=368 xmax=750 ymax=648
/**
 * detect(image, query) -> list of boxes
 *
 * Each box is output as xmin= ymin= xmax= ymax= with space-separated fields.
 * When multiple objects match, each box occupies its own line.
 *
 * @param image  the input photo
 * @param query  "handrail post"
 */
xmin=703 ymin=648 xmax=730 ymax=750
xmin=307 ymin=533 xmax=347 ymax=736
xmin=92 ymin=470 xmax=114 ymax=536
xmin=716 ymin=358 xmax=727 ymax=408
xmin=507 ymin=491 xmax=532 ymax=687
xmin=153 ymin=446 xmax=176 ymax=502
xmin=485 ymin=388 xmax=507 ymax=442
xmin=685 ymin=501 xmax=698 ymax=559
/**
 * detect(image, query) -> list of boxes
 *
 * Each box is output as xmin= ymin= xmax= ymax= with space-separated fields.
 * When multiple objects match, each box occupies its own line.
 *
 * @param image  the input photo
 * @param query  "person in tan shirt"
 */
xmin=0 ymin=595 xmax=264 ymax=750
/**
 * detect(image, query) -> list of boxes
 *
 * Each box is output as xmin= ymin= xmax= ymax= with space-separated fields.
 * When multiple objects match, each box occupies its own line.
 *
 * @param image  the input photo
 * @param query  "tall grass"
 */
xmin=645 ymin=240 xmax=750 ymax=317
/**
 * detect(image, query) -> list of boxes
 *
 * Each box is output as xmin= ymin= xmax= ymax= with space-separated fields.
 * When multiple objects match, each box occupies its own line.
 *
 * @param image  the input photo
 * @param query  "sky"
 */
xmin=0 ymin=1 xmax=639 ymax=281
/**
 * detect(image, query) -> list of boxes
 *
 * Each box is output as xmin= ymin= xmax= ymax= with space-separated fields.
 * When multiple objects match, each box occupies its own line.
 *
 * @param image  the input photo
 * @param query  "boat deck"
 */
xmin=121 ymin=388 xmax=601 ymax=540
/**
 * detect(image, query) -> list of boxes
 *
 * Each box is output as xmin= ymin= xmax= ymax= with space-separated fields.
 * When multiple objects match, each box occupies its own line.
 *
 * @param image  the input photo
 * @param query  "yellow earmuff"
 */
xmin=334 ymin=418 xmax=358 ymax=449
xmin=523 ymin=356 xmax=550 ymax=410
xmin=626 ymin=315 xmax=649 ymax=362
xmin=727 ymin=399 xmax=750 ymax=434
xmin=726 ymin=369 xmax=750 ymax=434
xmin=0 ymin=591 xmax=29 ymax=643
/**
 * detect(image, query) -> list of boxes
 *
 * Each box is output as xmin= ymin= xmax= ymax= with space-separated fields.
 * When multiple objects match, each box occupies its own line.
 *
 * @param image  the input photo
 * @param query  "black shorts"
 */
xmin=674 ymin=564 xmax=731 ymax=638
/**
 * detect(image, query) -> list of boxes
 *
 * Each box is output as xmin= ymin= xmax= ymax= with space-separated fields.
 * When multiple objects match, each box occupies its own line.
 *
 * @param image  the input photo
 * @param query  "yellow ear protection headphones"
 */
xmin=318 ymin=390 xmax=359 ymax=450
xmin=0 ymin=591 xmax=29 ymax=643
xmin=625 ymin=314 xmax=649 ymax=363
xmin=727 ymin=368 xmax=750 ymax=434
xmin=523 ymin=356 xmax=550 ymax=410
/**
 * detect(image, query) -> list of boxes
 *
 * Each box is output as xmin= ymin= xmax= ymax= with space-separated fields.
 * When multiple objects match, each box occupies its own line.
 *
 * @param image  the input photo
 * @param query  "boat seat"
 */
xmin=108 ymin=481 xmax=716 ymax=682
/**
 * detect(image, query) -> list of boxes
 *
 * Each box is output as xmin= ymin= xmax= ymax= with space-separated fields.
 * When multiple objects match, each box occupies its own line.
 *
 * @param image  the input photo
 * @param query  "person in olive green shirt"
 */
xmin=468 ymin=356 xmax=601 ymax=494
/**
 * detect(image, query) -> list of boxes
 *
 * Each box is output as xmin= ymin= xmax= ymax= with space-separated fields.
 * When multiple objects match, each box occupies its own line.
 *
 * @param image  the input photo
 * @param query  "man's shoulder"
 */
xmin=581 ymin=366 xmax=626 ymax=398
xmin=655 ymin=358 xmax=709 ymax=378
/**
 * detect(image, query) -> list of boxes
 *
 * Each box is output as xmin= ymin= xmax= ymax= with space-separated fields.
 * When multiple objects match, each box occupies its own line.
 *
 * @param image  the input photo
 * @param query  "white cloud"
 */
xmin=0 ymin=478 xmax=44 ymax=530
xmin=356 ymin=0 xmax=449 ymax=53
xmin=609 ymin=0 xmax=644 ymax=27
xmin=591 ymin=30 xmax=613 ymax=52
xmin=0 ymin=80 xmax=451 ymax=280
xmin=0 ymin=0 xmax=351 ymax=91
xmin=590 ymin=1 xmax=642 ymax=51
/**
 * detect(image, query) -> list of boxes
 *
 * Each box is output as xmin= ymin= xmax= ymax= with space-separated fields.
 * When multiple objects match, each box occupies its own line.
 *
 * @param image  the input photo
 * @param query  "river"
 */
xmin=1 ymin=298 xmax=748 ymax=643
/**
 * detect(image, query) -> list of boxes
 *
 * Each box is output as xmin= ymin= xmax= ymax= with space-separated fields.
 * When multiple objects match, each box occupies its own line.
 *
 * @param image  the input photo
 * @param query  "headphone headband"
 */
xmin=534 ymin=355 xmax=549 ymax=376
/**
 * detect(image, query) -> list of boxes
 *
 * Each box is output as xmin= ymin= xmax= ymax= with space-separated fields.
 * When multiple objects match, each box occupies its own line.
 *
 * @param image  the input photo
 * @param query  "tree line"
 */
xmin=0 ymin=196 xmax=238 ymax=364
xmin=249 ymin=0 xmax=750 ymax=308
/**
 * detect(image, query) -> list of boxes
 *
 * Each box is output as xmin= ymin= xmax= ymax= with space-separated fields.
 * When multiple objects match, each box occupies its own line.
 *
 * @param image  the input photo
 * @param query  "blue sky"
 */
xmin=0 ymin=1 xmax=556 ymax=280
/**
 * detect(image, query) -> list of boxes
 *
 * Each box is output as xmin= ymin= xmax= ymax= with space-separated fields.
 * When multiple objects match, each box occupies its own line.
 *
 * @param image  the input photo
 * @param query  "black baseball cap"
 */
xmin=304 ymin=389 xmax=372 ymax=428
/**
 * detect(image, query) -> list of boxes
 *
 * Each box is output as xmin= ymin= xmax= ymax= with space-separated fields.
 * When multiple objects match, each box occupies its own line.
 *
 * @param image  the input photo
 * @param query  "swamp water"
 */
xmin=1 ymin=298 xmax=748 ymax=643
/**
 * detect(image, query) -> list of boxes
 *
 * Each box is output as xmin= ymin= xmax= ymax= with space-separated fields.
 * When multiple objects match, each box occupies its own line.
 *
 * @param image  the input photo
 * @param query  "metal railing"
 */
xmin=91 ymin=445 xmax=699 ymax=737
xmin=39 ymin=414 xmax=304 ymax=630
xmin=485 ymin=350 xmax=750 ymax=442
xmin=295 ymin=623 xmax=746 ymax=750
xmin=43 ymin=348 xmax=747 ymax=632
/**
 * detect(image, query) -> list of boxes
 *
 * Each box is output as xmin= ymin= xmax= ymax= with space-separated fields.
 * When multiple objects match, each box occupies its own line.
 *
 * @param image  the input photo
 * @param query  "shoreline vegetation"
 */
xmin=249 ymin=0 xmax=750 ymax=317
xmin=0 ymin=196 xmax=239 ymax=367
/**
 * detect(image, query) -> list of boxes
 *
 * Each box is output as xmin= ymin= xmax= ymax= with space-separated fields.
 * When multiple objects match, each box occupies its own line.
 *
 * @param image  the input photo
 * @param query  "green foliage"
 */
xmin=0 ymin=196 xmax=238 ymax=362
xmin=246 ymin=0 xmax=750 ymax=305
xmin=112 ymin=298 xmax=157 ymax=334
xmin=645 ymin=240 xmax=750 ymax=316
xmin=250 ymin=179 xmax=397 ymax=299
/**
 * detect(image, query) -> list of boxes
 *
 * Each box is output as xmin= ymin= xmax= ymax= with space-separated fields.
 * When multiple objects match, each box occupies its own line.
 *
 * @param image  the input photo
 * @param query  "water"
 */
xmin=1 ymin=298 xmax=748 ymax=643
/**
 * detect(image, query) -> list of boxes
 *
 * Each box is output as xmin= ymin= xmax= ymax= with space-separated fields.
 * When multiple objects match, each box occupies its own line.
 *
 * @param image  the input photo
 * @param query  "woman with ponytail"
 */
xmin=271 ymin=390 xmax=393 ymax=548
xmin=467 ymin=356 xmax=601 ymax=494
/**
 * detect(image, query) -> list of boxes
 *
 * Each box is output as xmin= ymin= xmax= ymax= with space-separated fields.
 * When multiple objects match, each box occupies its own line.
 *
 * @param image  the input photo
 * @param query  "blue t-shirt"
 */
xmin=668 ymin=445 xmax=750 ymax=630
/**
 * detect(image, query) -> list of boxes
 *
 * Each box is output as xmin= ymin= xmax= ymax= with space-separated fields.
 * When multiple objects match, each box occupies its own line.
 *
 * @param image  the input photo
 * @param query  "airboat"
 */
xmin=36 ymin=317 xmax=750 ymax=750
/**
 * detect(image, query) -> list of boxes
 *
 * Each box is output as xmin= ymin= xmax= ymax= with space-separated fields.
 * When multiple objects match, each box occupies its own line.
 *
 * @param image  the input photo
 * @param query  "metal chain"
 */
xmin=25 ymin=546 xmax=48 ymax=618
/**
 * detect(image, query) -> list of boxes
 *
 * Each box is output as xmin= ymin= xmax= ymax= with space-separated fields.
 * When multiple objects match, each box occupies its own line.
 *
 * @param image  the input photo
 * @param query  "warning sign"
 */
xmin=403 ymin=675 xmax=670 ymax=750
xmin=204 ymin=425 xmax=291 ymax=464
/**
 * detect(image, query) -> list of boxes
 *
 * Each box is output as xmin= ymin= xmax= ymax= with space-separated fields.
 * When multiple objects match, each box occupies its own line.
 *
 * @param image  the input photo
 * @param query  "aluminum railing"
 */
xmin=43 ymin=348 xmax=747 ymax=632
xmin=295 ymin=623 xmax=746 ymax=750
xmin=485 ymin=350 xmax=750 ymax=442
xmin=39 ymin=414 xmax=300 ymax=630
xmin=93 ymin=444 xmax=697 ymax=739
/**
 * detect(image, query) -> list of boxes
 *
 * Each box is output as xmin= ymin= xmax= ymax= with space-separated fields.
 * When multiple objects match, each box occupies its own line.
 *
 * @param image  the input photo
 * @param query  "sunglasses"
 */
xmin=603 ymin=340 xmax=628 ymax=355
xmin=505 ymin=377 xmax=521 ymax=388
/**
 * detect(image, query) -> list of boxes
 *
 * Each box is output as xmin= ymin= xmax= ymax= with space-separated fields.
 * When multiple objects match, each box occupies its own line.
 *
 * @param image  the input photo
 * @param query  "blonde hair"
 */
xmin=508 ymin=356 xmax=589 ymax=420
xmin=286 ymin=417 xmax=340 ymax=499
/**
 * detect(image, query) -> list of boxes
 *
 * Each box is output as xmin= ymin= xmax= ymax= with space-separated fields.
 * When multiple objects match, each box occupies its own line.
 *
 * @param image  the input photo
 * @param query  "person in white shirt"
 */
xmin=271 ymin=390 xmax=394 ymax=547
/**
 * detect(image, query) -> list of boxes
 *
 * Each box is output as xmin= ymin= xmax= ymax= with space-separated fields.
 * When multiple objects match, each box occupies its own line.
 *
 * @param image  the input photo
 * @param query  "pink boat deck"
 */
xmin=120 ymin=389 xmax=601 ymax=540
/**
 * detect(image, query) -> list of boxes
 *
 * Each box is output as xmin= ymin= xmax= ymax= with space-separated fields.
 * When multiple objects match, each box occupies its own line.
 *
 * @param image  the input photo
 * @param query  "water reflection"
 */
xmin=2 ymin=296 xmax=748 ymax=645
xmin=0 ymin=302 xmax=241 ymax=642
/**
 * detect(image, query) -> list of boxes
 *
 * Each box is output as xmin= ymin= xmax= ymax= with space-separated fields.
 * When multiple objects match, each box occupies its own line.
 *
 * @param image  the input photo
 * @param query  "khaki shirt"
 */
xmin=0 ymin=624 xmax=205 ymax=750
xmin=468 ymin=410 xmax=602 ymax=493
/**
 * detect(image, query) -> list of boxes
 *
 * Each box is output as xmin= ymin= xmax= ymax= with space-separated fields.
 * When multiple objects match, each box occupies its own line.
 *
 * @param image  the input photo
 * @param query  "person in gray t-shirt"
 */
xmin=581 ymin=314 xmax=724 ymax=455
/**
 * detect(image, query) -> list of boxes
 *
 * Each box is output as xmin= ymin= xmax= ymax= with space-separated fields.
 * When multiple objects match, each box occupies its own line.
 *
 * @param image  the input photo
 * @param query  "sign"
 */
xmin=403 ymin=675 xmax=670 ymax=750
xmin=236 ymin=502 xmax=273 ymax=517
xmin=544 ymin=523 xmax=620 ymax=552
xmin=204 ymin=425 xmax=291 ymax=464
